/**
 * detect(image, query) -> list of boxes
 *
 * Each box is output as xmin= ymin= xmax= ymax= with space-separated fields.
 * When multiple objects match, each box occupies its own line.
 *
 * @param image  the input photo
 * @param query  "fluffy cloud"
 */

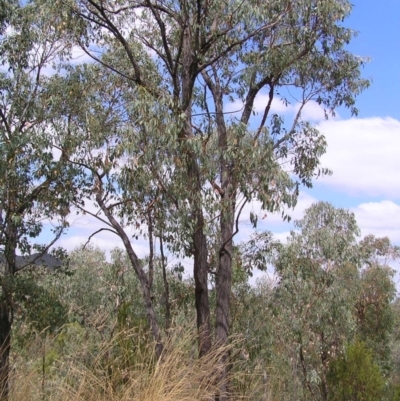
xmin=238 ymin=191 xmax=317 ymax=226
xmin=57 ymin=228 xmax=150 ymax=261
xmin=238 ymin=196 xmax=400 ymax=245
xmin=318 ymin=117 xmax=400 ymax=198
xmin=47 ymin=115 xmax=400 ymax=279
xmin=352 ymin=200 xmax=400 ymax=243
xmin=252 ymin=95 xmax=291 ymax=114
xmin=235 ymin=191 xmax=318 ymax=243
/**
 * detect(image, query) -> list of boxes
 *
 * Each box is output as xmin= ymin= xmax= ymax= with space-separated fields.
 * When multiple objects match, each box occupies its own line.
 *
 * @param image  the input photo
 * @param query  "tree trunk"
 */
xmin=0 ymin=299 xmax=11 ymax=401
xmin=0 ymin=227 xmax=17 ymax=400
xmin=211 ymin=71 xmax=236 ymax=401
xmin=159 ymin=234 xmax=171 ymax=331
xmin=215 ymin=196 xmax=235 ymax=401
xmin=180 ymin=25 xmax=212 ymax=357
xmin=193 ymin=214 xmax=212 ymax=356
xmin=184 ymin=133 xmax=212 ymax=356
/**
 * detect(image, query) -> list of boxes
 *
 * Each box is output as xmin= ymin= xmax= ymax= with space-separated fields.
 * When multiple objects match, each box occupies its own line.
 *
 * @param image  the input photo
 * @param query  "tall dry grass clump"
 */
xmin=8 ymin=325 xmax=261 ymax=401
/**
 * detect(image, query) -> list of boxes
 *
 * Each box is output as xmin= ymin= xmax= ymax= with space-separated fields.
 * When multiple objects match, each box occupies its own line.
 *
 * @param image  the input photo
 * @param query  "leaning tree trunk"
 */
xmin=96 ymin=193 xmax=164 ymax=359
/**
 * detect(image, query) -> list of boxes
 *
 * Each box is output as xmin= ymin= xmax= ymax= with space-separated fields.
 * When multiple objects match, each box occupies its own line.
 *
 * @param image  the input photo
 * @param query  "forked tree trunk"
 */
xmin=184 ymin=135 xmax=212 ymax=356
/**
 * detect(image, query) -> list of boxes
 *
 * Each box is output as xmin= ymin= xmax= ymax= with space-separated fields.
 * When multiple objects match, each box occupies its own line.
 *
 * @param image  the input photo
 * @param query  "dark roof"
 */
xmin=0 ymin=253 xmax=62 ymax=271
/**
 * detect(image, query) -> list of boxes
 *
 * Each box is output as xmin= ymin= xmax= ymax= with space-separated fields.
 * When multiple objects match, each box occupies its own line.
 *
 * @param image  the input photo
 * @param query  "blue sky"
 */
xmin=51 ymin=1 xmax=400 ymax=283
xmin=344 ymin=0 xmax=400 ymax=120
xmin=247 ymin=0 xmax=400 ymax=283
xmin=308 ymin=0 xmax=400 ymax=214
xmin=235 ymin=0 xmax=400 ymax=237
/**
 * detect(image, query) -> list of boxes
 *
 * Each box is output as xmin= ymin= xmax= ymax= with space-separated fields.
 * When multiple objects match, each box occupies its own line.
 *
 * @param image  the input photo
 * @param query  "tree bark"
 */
xmin=215 ymin=204 xmax=235 ymax=401
xmin=159 ymin=234 xmax=171 ymax=331
xmin=214 ymin=155 xmax=235 ymax=400
xmin=0 ymin=299 xmax=11 ymax=401
xmin=181 ymin=24 xmax=212 ymax=357
xmin=202 ymin=68 xmax=236 ymax=400
xmin=193 ymin=213 xmax=212 ymax=356
xmin=0 ymin=225 xmax=17 ymax=400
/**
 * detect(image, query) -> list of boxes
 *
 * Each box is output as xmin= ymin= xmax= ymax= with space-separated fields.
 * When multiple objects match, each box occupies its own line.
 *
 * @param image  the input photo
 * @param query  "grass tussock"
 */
xmin=8 ymin=326 xmax=265 ymax=401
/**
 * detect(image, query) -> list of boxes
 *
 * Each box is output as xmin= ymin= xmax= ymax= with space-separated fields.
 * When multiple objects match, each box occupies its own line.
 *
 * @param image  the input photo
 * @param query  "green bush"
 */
xmin=328 ymin=339 xmax=385 ymax=401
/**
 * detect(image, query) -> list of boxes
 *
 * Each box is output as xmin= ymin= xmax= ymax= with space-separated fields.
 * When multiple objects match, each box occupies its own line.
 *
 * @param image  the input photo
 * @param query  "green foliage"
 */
xmin=3 ymin=214 xmax=398 ymax=401
xmin=328 ymin=339 xmax=385 ymax=401
xmin=386 ymin=300 xmax=400 ymax=400
xmin=38 ymin=0 xmax=370 ymax=350
xmin=12 ymin=269 xmax=67 ymax=335
xmin=356 ymin=265 xmax=396 ymax=370
xmin=0 ymin=0 xmax=391 ymax=400
xmin=0 ymin=0 xmax=77 ymax=260
xmin=233 ymin=203 xmax=399 ymax=401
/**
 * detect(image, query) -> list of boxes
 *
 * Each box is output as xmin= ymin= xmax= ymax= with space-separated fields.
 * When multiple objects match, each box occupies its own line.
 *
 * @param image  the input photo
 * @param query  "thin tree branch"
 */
xmin=72 ymin=201 xmax=114 ymax=228
xmin=219 ymin=196 xmax=248 ymax=257
xmin=254 ymin=83 xmax=275 ymax=142
xmin=82 ymin=227 xmax=118 ymax=249
xmin=14 ymin=225 xmax=66 ymax=272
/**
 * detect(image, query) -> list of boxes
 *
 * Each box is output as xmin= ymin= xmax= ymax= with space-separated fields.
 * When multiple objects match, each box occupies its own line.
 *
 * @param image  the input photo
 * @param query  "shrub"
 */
xmin=328 ymin=339 xmax=385 ymax=401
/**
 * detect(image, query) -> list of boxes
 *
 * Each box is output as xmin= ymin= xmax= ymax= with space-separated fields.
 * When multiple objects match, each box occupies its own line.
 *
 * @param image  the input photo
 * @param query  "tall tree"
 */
xmin=272 ymin=203 xmax=361 ymax=401
xmin=356 ymin=235 xmax=399 ymax=370
xmin=0 ymin=2 xmax=75 ymax=397
xmin=244 ymin=202 xmax=398 ymax=401
xmin=45 ymin=60 xmax=168 ymax=357
xmin=47 ymin=1 xmax=368 ymax=397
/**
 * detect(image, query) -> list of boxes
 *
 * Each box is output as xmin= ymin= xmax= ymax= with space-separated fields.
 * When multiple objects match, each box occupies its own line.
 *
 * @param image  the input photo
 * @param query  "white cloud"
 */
xmin=352 ymin=200 xmax=400 ymax=244
xmin=238 ymin=191 xmax=317 ymax=227
xmin=294 ymin=100 xmax=337 ymax=121
xmin=224 ymin=99 xmax=244 ymax=115
xmin=239 ymin=197 xmax=400 ymax=246
xmin=253 ymin=95 xmax=291 ymax=114
xmin=318 ymin=117 xmax=400 ymax=198
xmin=225 ymin=95 xmax=292 ymax=117
xmin=57 ymin=232 xmax=150 ymax=261
xmin=235 ymin=191 xmax=317 ymax=244
xmin=352 ymin=200 xmax=400 ymax=288
xmin=49 ymin=196 xmax=151 ymax=261
xmin=272 ymin=231 xmax=291 ymax=244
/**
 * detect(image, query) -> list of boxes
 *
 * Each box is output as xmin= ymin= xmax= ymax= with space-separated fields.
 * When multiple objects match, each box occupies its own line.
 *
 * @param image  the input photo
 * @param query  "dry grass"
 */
xmin=8 ymin=326 xmax=265 ymax=401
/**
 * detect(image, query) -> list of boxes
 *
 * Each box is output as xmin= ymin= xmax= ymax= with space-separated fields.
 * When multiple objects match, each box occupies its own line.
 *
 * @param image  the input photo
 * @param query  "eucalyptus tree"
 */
xmin=355 ymin=235 xmax=399 ymax=370
xmin=251 ymin=202 xmax=398 ymax=401
xmin=0 ymin=3 xmax=77 ymax=398
xmin=48 ymin=1 xmax=368 ymax=394
xmin=44 ymin=58 xmax=174 ymax=357
xmin=271 ymin=203 xmax=362 ymax=400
